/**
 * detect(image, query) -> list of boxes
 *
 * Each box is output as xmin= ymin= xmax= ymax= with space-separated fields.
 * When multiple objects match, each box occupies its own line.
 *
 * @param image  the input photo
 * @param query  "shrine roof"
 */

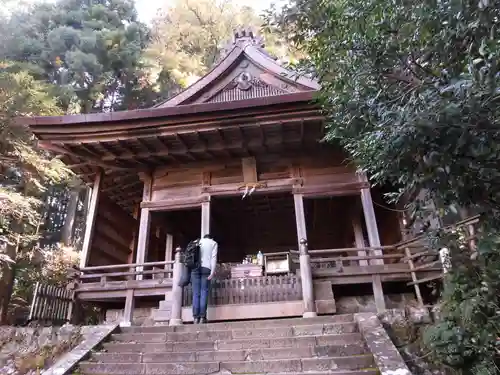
xmin=16 ymin=29 xmax=322 ymax=212
xmin=155 ymin=28 xmax=320 ymax=107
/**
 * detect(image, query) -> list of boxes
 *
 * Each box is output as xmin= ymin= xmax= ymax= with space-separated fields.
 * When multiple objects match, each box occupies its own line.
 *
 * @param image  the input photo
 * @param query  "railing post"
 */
xmin=121 ymin=288 xmax=135 ymax=327
xmin=169 ymin=247 xmax=183 ymax=326
xmin=299 ymin=239 xmax=317 ymax=318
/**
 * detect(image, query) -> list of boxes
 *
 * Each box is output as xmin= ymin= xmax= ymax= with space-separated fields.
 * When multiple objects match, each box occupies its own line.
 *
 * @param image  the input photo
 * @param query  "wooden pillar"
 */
xmin=299 ymin=239 xmax=317 ymax=318
xmin=358 ymin=172 xmax=386 ymax=312
xmin=293 ymin=193 xmax=307 ymax=247
xmin=352 ymin=214 xmax=368 ymax=267
xmin=136 ymin=174 xmax=153 ymax=280
xmin=135 ymin=208 xmax=151 ymax=280
xmin=127 ymin=204 xmax=140 ymax=265
xmin=201 ymin=198 xmax=210 ymax=237
xmin=165 ymin=234 xmax=174 ymax=262
xmin=79 ymin=170 xmax=103 ymax=269
xmin=169 ymin=247 xmax=183 ymax=326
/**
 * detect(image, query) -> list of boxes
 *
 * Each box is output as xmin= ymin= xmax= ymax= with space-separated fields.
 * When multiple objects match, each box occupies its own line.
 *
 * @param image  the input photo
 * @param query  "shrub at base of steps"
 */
xmin=380 ymin=310 xmax=458 ymax=375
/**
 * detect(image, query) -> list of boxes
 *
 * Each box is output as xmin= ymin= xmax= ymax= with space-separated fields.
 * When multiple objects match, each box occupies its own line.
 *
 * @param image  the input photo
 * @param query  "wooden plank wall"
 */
xmin=151 ymin=151 xmax=358 ymax=201
xmin=88 ymin=195 xmax=138 ymax=266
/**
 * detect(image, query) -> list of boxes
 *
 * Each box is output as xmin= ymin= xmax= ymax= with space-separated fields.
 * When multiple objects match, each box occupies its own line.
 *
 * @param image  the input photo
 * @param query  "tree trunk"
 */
xmin=61 ymin=189 xmax=80 ymax=246
xmin=0 ymin=263 xmax=16 ymax=324
xmin=0 ymin=237 xmax=18 ymax=324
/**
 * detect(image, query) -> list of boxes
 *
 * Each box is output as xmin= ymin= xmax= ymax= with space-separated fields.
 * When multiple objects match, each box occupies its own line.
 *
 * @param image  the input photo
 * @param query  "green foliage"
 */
xmin=147 ymin=0 xmax=301 ymax=95
xmin=424 ymin=226 xmax=500 ymax=374
xmin=267 ymin=0 xmax=500 ymax=372
xmin=0 ymin=61 xmax=75 ymax=322
xmin=0 ymin=0 xmax=157 ymax=112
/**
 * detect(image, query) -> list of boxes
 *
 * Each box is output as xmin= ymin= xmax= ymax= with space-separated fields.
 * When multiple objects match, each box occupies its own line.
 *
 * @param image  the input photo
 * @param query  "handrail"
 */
xmin=80 ymin=268 xmax=173 ymax=280
xmin=308 ymin=246 xmax=396 ymax=255
xmin=309 ymin=254 xmax=404 ymax=263
xmin=395 ymin=214 xmax=481 ymax=249
xmin=81 ymin=260 xmax=174 ymax=272
xmin=264 ymin=251 xmax=294 ymax=257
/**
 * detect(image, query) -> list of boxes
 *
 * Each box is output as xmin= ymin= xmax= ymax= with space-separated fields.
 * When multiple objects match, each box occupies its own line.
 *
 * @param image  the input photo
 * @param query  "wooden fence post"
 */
xmin=169 ymin=247 xmax=183 ymax=326
xmin=299 ymin=239 xmax=317 ymax=318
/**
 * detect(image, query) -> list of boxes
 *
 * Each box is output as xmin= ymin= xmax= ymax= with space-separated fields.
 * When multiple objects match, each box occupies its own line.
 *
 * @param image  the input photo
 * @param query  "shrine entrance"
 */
xmin=211 ymin=192 xmax=297 ymax=264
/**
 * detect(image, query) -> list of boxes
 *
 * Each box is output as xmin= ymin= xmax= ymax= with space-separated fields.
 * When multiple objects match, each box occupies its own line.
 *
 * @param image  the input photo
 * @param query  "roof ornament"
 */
xmin=236 ymin=72 xmax=252 ymax=91
xmin=217 ymin=26 xmax=266 ymax=62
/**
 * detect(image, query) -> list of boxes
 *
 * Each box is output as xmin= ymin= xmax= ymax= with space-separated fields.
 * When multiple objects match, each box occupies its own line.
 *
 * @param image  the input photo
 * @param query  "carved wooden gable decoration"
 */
xmin=156 ymin=29 xmax=319 ymax=107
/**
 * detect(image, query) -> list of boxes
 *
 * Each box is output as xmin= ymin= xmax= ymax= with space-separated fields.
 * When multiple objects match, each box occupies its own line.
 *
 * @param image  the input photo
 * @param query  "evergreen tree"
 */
xmin=268 ymin=0 xmax=500 ymax=373
xmin=0 ymin=61 xmax=73 ymax=323
xmin=1 ymin=0 xmax=158 ymax=112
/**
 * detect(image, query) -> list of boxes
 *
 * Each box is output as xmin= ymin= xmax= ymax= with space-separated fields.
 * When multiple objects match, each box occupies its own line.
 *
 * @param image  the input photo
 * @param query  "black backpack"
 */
xmin=183 ymin=239 xmax=201 ymax=269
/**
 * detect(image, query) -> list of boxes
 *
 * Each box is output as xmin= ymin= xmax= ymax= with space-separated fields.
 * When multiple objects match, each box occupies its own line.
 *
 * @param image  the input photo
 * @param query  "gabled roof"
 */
xmin=155 ymin=29 xmax=320 ymax=108
xmin=17 ymin=29 xmax=322 ymax=213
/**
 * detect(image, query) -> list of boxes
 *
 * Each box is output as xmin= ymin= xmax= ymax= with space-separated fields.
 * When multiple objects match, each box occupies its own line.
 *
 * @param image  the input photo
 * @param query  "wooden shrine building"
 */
xmin=20 ymin=30 xmax=445 ymax=325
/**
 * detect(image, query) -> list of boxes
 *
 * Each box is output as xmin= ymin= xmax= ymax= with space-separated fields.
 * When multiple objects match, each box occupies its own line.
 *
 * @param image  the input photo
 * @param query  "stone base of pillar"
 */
xmin=119 ymin=321 xmax=132 ymax=327
xmin=303 ymin=311 xmax=318 ymax=318
xmin=169 ymin=318 xmax=183 ymax=326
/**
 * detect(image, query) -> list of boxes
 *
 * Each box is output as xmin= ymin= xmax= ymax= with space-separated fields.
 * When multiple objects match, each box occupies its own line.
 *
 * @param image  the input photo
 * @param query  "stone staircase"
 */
xmin=78 ymin=315 xmax=381 ymax=375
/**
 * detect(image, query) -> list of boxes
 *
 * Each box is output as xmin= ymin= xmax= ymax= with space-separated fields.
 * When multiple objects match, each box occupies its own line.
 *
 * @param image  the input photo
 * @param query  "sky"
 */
xmin=3 ymin=0 xmax=280 ymax=24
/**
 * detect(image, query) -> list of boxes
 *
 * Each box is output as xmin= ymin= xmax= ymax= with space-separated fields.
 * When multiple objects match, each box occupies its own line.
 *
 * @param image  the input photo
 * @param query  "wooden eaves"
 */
xmin=19 ymin=91 xmax=322 ymax=212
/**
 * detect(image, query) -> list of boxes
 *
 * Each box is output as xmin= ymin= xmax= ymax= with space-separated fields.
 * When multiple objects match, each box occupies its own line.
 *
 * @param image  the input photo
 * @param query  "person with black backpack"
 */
xmin=189 ymin=234 xmax=217 ymax=324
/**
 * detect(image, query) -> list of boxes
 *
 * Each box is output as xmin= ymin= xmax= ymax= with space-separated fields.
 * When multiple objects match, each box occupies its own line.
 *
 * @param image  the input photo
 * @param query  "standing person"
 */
xmin=192 ymin=234 xmax=218 ymax=324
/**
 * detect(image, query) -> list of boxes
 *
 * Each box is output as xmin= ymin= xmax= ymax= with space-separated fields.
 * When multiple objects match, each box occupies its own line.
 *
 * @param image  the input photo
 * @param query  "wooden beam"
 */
xmin=202 ymin=178 xmax=299 ymax=196
xmin=242 ymin=157 xmax=258 ymax=183
xmin=236 ymin=126 xmax=250 ymax=156
xmin=102 ymin=179 xmax=141 ymax=193
xmin=35 ymin=110 xmax=323 ymax=143
xmin=175 ymin=134 xmax=195 ymax=160
xmin=293 ymin=181 xmax=367 ymax=197
xmin=80 ymin=169 xmax=103 ymax=268
xmin=141 ymin=195 xmax=208 ymax=211
xmin=141 ymin=173 xmax=153 ymax=201
xmin=38 ymin=141 xmax=133 ymax=171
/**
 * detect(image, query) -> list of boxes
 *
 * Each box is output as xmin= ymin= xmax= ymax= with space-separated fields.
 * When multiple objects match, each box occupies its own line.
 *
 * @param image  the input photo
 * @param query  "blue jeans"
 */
xmin=191 ymin=267 xmax=211 ymax=319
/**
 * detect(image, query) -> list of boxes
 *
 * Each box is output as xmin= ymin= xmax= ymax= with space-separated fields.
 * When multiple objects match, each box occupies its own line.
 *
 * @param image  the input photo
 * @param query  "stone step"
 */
xmin=127 ymin=314 xmax=354 ymax=332
xmin=79 ymin=355 xmax=374 ymax=374
xmin=92 ymin=343 xmax=368 ymax=363
xmin=102 ymin=332 xmax=364 ymax=353
xmin=80 ymin=370 xmax=378 ymax=375
xmin=103 ymin=333 xmax=365 ymax=353
xmin=112 ymin=322 xmax=357 ymax=343
xmin=151 ymin=308 xmax=171 ymax=322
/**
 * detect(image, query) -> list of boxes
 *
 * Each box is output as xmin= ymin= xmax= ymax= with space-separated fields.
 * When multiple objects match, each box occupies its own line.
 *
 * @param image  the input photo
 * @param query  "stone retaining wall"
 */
xmin=0 ymin=325 xmax=84 ymax=375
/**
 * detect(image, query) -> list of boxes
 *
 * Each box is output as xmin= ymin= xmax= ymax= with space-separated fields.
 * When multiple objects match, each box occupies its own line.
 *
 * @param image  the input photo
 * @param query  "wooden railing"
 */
xmin=78 ymin=260 xmax=174 ymax=284
xmin=309 ymin=246 xmax=405 ymax=269
xmin=182 ymin=274 xmax=302 ymax=307
xmin=29 ymin=282 xmax=74 ymax=324
xmin=398 ymin=214 xmax=480 ymax=306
